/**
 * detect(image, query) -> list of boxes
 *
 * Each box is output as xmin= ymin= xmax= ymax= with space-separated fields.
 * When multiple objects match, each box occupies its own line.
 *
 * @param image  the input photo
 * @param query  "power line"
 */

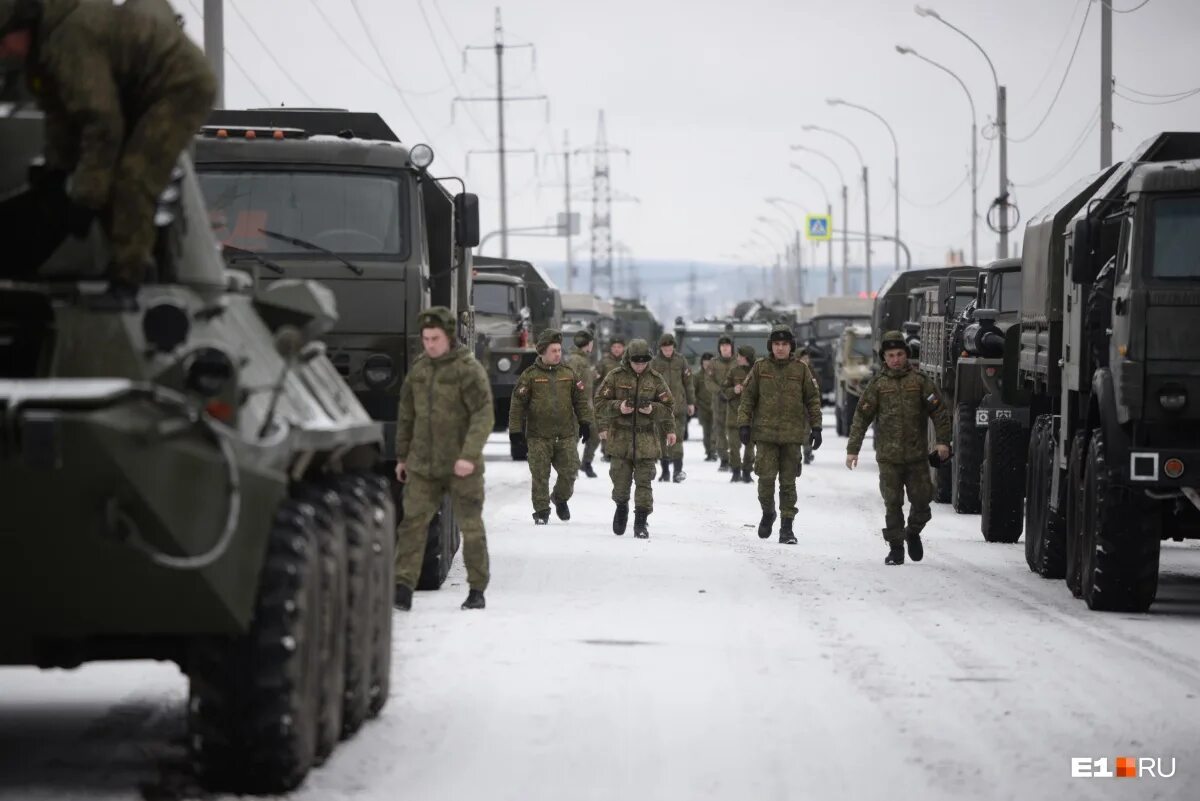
xmin=1010 ymin=0 xmax=1092 ymax=143
xmin=415 ymin=0 xmax=491 ymax=139
xmin=227 ymin=0 xmax=316 ymax=104
xmin=346 ymin=0 xmax=434 ymax=143
xmin=1021 ymin=0 xmax=1088 ymax=105
xmin=1115 ymin=88 xmax=1200 ymax=105
xmin=1116 ymin=79 xmax=1200 ymax=99
xmin=184 ymin=0 xmax=271 ymax=105
xmin=1013 ymin=105 xmax=1100 ymax=188
xmin=901 ymin=167 xmax=971 ymax=209
xmin=1099 ymin=0 xmax=1151 ymax=12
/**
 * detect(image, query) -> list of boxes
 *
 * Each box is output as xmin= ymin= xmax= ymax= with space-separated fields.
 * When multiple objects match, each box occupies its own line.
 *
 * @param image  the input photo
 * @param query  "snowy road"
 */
xmin=4 ymin=416 xmax=1200 ymax=800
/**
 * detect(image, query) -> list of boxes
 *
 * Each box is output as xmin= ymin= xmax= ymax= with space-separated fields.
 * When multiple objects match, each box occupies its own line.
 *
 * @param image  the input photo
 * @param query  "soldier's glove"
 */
xmin=579 ymin=422 xmax=591 ymax=443
xmin=928 ymin=450 xmax=950 ymax=468
xmin=739 ymin=426 xmax=751 ymax=446
xmin=810 ymin=428 xmax=823 ymax=451
xmin=510 ymin=431 xmax=525 ymax=448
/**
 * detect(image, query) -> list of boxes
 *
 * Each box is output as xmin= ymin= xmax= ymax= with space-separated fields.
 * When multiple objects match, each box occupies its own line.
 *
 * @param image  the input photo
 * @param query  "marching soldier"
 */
xmin=393 ymin=307 xmax=493 ymax=611
xmin=596 ymin=339 xmax=677 ymax=538
xmin=509 ymin=329 xmax=593 ymax=525
xmin=566 ymin=329 xmax=601 ymax=478
xmin=596 ymin=337 xmax=626 ymax=463
xmin=650 ymin=332 xmax=695 ymax=482
xmin=722 ymin=345 xmax=757 ymax=484
xmin=846 ymin=330 xmax=952 ymax=565
xmin=796 ymin=345 xmax=820 ymax=465
xmin=709 ymin=334 xmax=737 ymax=471
xmin=694 ymin=352 xmax=717 ymax=461
xmin=737 ymin=324 xmax=822 ymax=544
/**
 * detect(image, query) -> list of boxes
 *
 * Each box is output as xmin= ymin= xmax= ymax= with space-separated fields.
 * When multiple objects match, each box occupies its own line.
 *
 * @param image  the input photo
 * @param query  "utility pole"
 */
xmin=544 ymin=131 xmax=576 ymax=290
xmin=1100 ymin=0 xmax=1113 ymax=168
xmin=458 ymin=8 xmax=547 ymax=258
xmin=203 ymin=0 xmax=224 ymax=108
xmin=841 ymin=184 xmax=849 ymax=295
xmin=577 ymin=111 xmax=634 ymax=298
xmin=998 ymin=86 xmax=1009 ymax=258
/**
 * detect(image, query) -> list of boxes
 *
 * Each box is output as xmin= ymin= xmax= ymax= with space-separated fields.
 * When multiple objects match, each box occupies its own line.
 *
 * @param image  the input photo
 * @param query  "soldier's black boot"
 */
xmin=779 ymin=518 xmax=798 ymax=545
xmin=533 ymin=509 xmax=550 ymax=525
xmin=718 ymin=458 xmax=730 ymax=473
xmin=741 ymin=470 xmax=753 ymax=484
xmin=757 ymin=510 xmax=776 ymax=539
xmin=613 ymin=502 xmax=629 ymax=535
xmin=582 ymin=461 xmax=597 ymax=478
xmin=906 ymin=528 xmax=924 ymax=562
xmin=553 ymin=497 xmax=571 ymax=521
xmin=658 ymin=459 xmax=671 ymax=482
xmin=730 ymin=468 xmax=742 ymax=482
xmin=885 ymin=544 xmax=905 ymax=565
xmin=393 ymin=584 xmax=413 ymax=611
xmin=633 ymin=508 xmax=650 ymax=539
xmin=461 ymin=589 xmax=486 ymax=610
xmin=672 ymin=459 xmax=686 ymax=483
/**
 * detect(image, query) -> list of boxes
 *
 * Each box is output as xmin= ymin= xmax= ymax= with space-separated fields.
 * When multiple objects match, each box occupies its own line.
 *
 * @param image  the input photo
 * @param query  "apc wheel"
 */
xmin=417 ymin=495 xmax=459 ymax=590
xmin=188 ymin=498 xmax=323 ymax=794
xmin=952 ymin=402 xmax=982 ymax=514
xmin=1080 ymin=429 xmax=1160 ymax=612
xmin=1031 ymin=417 xmax=1067 ymax=578
xmin=980 ymin=417 xmax=1026 ymax=543
xmin=1064 ymin=430 xmax=1089 ymax=597
xmin=360 ymin=474 xmax=396 ymax=719
xmin=329 ymin=476 xmax=374 ymax=738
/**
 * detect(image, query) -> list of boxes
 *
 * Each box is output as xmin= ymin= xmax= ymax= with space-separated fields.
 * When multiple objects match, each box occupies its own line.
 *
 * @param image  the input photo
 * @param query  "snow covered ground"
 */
xmin=4 ymin=414 xmax=1200 ymax=800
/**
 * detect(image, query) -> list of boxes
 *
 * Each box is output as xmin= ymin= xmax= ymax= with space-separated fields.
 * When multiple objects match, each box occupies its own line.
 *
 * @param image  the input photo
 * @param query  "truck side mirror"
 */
xmin=454 ymin=193 xmax=481 ymax=248
xmin=1070 ymin=218 xmax=1096 ymax=284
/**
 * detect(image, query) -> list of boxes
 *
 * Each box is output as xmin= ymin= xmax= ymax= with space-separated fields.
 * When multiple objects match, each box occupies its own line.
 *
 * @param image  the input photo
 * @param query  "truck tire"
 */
xmin=980 ymin=417 xmax=1025 ymax=543
xmin=931 ymin=419 xmax=953 ymax=504
xmin=417 ymin=496 xmax=459 ymax=590
xmin=361 ymin=474 xmax=396 ymax=719
xmin=1024 ymin=416 xmax=1047 ymax=571
xmin=1080 ymin=428 xmax=1160 ymax=612
xmin=330 ymin=476 xmax=374 ymax=738
xmin=189 ymin=497 xmax=323 ymax=794
xmin=1064 ymin=430 xmax=1089 ymax=598
xmin=1035 ymin=418 xmax=1067 ymax=578
xmin=952 ymin=402 xmax=982 ymax=514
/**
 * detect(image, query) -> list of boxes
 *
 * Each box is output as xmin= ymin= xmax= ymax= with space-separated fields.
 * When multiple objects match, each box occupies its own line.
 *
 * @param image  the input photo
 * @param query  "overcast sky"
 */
xmin=178 ymin=0 xmax=1200 ymax=276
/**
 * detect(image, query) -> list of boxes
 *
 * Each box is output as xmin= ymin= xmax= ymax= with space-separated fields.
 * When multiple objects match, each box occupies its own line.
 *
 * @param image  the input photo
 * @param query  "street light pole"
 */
xmin=828 ymin=98 xmax=900 ymax=274
xmin=896 ymin=45 xmax=978 ymax=266
xmin=786 ymin=167 xmax=835 ymax=296
xmin=801 ymin=125 xmax=871 ymax=292
xmin=792 ymin=143 xmax=851 ymax=296
xmin=768 ymin=196 xmax=818 ymax=303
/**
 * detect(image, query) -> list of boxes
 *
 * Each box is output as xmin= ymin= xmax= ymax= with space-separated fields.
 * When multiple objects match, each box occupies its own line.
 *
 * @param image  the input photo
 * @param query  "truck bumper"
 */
xmin=1124 ymin=447 xmax=1200 ymax=486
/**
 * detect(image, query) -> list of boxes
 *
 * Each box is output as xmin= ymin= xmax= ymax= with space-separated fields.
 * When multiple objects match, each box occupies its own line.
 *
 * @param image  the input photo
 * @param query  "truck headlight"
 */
xmin=185 ymin=347 xmax=235 ymax=397
xmin=497 ymin=357 xmax=512 ymax=373
xmin=363 ymin=353 xmax=395 ymax=388
xmin=1159 ymin=385 xmax=1187 ymax=412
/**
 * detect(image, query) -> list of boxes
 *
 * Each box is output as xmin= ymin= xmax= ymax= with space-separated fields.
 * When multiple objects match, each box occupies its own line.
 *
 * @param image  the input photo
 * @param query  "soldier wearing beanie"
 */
xmin=566 ymin=328 xmax=602 ymax=477
xmin=708 ymin=333 xmax=737 ymax=470
xmin=721 ymin=345 xmax=758 ymax=483
xmin=597 ymin=337 xmax=626 ymax=462
xmin=694 ymin=352 xmax=716 ymax=461
xmin=650 ymin=332 xmax=696 ymax=482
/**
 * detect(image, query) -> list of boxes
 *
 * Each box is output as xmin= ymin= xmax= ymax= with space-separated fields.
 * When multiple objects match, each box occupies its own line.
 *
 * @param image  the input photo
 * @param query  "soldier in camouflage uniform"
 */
xmin=694 ymin=352 xmax=716 ymax=461
xmin=393 ymin=307 xmax=494 ymax=611
xmin=650 ymin=332 xmax=696 ymax=483
xmin=709 ymin=334 xmax=737 ymax=471
xmin=566 ymin=329 xmax=602 ymax=478
xmin=595 ymin=339 xmax=677 ymax=538
xmin=847 ymin=330 xmax=952 ymax=565
xmin=0 ymin=0 xmax=216 ymax=307
xmin=796 ymin=346 xmax=820 ymax=466
xmin=737 ymin=325 xmax=823 ymax=544
xmin=722 ymin=345 xmax=757 ymax=484
xmin=596 ymin=338 xmax=625 ymax=463
xmin=509 ymin=329 xmax=593 ymax=525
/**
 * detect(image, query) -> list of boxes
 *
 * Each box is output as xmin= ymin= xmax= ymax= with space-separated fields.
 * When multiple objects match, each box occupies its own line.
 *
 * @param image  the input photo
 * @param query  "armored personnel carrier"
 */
xmin=0 ymin=110 xmax=395 ymax=793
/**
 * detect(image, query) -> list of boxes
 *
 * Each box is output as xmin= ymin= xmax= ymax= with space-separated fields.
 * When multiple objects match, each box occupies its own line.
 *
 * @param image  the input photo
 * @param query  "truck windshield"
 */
xmin=474 ymin=283 xmax=516 ymax=315
xmin=198 ymin=170 xmax=408 ymax=257
xmin=851 ymin=338 xmax=874 ymax=358
xmin=815 ymin=318 xmax=865 ymax=339
xmin=1151 ymin=196 xmax=1200 ymax=278
xmin=998 ymin=273 xmax=1022 ymax=312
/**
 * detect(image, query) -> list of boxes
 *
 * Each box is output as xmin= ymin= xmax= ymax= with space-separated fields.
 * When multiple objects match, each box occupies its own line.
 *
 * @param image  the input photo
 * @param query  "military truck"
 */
xmin=1012 ymin=132 xmax=1200 ymax=612
xmin=804 ymin=296 xmax=873 ymax=403
xmin=561 ymin=291 xmax=616 ymax=363
xmin=471 ymin=271 xmax=535 ymax=450
xmin=674 ymin=319 xmax=772 ymax=371
xmin=833 ymin=322 xmax=874 ymax=436
xmin=195 ymin=108 xmax=479 ymax=590
xmin=0 ymin=110 xmax=395 ymax=793
xmin=614 ymin=296 xmax=663 ymax=345
xmin=873 ymin=266 xmax=979 ymax=357
xmin=474 ymin=255 xmax=562 ymax=337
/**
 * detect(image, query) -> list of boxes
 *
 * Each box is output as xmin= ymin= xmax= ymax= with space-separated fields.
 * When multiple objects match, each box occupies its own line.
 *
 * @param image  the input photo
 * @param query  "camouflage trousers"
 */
xmin=726 ymin=425 xmax=756 ymax=471
xmin=610 ymin=458 xmax=657 ymax=513
xmin=395 ymin=470 xmax=488 ymax=591
xmin=713 ymin=399 xmax=729 ymax=461
xmin=755 ymin=442 xmax=804 ymax=519
xmin=698 ymin=407 xmax=714 ymax=456
xmin=879 ymin=459 xmax=933 ymax=545
xmin=105 ymin=81 xmax=216 ymax=283
xmin=528 ymin=435 xmax=579 ymax=513
xmin=581 ymin=412 xmax=600 ymax=465
xmin=662 ymin=413 xmax=686 ymax=460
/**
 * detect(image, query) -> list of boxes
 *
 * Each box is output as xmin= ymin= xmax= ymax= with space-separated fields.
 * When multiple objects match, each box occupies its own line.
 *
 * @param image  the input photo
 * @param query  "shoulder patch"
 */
xmin=576 ymin=380 xmax=585 ymax=391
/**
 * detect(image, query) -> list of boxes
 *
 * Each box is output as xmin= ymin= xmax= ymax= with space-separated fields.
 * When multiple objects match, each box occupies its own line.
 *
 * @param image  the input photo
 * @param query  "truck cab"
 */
xmin=471 ymin=271 xmax=535 ymax=431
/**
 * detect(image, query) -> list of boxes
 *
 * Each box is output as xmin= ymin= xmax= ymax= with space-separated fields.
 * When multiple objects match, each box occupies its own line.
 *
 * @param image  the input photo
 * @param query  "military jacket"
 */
xmin=566 ymin=348 xmax=600 ymax=400
xmin=736 ymin=357 xmax=823 ymax=444
xmin=597 ymin=353 xmax=623 ymax=393
xmin=650 ymin=352 xmax=696 ymax=413
xmin=693 ymin=368 xmax=714 ymax=413
xmin=395 ymin=345 xmax=494 ymax=478
xmin=708 ymin=355 xmax=736 ymax=405
xmin=720 ymin=362 xmax=754 ymax=418
xmin=509 ymin=357 xmax=593 ymax=438
xmin=596 ymin=365 xmax=676 ymax=461
xmin=847 ymin=365 xmax=951 ymax=463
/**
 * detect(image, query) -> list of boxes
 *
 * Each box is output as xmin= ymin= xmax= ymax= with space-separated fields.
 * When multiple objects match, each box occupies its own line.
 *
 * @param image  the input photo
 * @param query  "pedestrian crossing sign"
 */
xmin=806 ymin=214 xmax=832 ymax=241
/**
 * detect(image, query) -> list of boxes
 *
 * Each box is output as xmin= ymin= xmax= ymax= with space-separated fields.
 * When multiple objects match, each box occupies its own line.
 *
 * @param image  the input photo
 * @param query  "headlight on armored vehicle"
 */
xmin=363 ymin=353 xmax=395 ymax=388
xmin=497 ymin=357 xmax=512 ymax=373
xmin=185 ymin=347 xmax=235 ymax=397
xmin=1159 ymin=385 xmax=1188 ymax=412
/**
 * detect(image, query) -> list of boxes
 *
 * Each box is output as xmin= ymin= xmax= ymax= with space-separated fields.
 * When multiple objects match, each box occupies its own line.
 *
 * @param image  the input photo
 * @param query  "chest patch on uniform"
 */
xmin=534 ymin=378 xmax=550 ymax=383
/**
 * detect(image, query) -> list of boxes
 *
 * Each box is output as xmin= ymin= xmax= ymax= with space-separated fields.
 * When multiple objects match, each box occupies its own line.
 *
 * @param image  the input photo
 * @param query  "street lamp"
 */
xmin=828 ymin=98 xmax=900 ymax=274
xmin=914 ymin=4 xmax=1010 ymax=258
xmin=800 ymin=124 xmax=873 ymax=293
xmin=759 ymin=211 xmax=802 ymax=304
xmin=786 ymin=167 xmax=836 ymax=296
xmin=896 ymin=44 xmax=978 ymax=266
xmin=790 ymin=145 xmax=850 ymax=295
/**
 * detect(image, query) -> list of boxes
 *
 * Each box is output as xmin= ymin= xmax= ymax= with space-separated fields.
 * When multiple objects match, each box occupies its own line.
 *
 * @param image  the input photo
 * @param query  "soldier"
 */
xmin=737 ymin=324 xmax=822 ymax=544
xmin=709 ymin=334 xmax=737 ymax=471
xmin=722 ymin=345 xmax=757 ymax=484
xmin=796 ymin=345 xmax=820 ymax=465
xmin=650 ymin=332 xmax=695 ymax=483
xmin=596 ymin=339 xmax=677 ymax=538
xmin=846 ymin=330 xmax=952 ymax=565
xmin=509 ymin=328 xmax=593 ymax=525
xmin=393 ymin=307 xmax=493 ymax=611
xmin=0 ymin=0 xmax=217 ymax=308
xmin=566 ymin=329 xmax=601 ymax=478
xmin=596 ymin=337 xmax=625 ymax=463
xmin=693 ymin=352 xmax=716 ymax=461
